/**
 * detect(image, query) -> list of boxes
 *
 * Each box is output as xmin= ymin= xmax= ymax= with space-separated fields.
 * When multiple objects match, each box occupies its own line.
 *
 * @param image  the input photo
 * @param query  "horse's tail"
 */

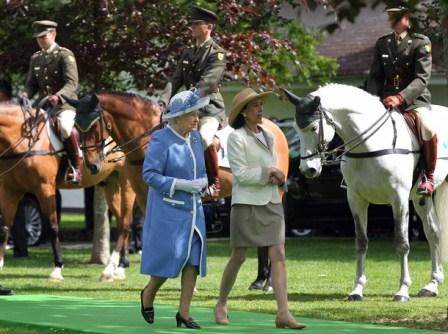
xmin=434 ymin=180 xmax=448 ymax=261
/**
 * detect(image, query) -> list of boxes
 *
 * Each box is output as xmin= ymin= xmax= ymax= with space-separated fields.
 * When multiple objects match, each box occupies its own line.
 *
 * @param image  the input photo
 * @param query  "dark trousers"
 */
xmin=255 ymin=246 xmax=271 ymax=281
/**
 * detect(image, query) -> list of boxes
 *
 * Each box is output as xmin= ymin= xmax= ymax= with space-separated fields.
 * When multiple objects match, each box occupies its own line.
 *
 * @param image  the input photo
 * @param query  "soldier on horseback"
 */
xmin=20 ymin=20 xmax=82 ymax=184
xmin=366 ymin=3 xmax=436 ymax=195
xmin=159 ymin=6 xmax=226 ymax=200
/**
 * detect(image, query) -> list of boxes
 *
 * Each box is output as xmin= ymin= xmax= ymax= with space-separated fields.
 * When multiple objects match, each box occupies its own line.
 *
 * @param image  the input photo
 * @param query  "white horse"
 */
xmin=283 ymin=83 xmax=448 ymax=301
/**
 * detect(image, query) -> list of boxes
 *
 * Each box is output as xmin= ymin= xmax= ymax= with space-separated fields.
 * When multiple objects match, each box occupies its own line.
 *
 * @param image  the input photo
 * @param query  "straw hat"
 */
xmin=164 ymin=89 xmax=210 ymax=120
xmin=228 ymin=88 xmax=273 ymax=126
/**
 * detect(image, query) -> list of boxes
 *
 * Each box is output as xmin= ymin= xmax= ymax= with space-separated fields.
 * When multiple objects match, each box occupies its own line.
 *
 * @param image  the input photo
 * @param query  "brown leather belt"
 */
xmin=385 ymin=75 xmax=410 ymax=90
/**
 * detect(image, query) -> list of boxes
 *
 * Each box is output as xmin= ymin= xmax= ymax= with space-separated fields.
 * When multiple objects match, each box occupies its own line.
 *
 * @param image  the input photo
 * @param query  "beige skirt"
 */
xmin=230 ymin=202 xmax=285 ymax=248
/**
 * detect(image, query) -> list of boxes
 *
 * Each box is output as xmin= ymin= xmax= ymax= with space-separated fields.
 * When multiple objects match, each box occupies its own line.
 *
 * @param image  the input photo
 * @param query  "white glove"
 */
xmin=174 ymin=177 xmax=208 ymax=194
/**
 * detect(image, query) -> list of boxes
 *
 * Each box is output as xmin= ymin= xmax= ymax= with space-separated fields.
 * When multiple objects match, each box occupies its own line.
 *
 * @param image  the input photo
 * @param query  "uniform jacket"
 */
xmin=366 ymin=32 xmax=432 ymax=111
xmin=159 ymin=38 xmax=226 ymax=123
xmin=24 ymin=43 xmax=78 ymax=112
xmin=140 ymin=127 xmax=207 ymax=278
xmin=228 ymin=126 xmax=281 ymax=206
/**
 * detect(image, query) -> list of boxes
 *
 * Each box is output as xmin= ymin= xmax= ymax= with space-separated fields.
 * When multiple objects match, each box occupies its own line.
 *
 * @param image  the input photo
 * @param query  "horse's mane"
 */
xmin=100 ymin=91 xmax=156 ymax=105
xmin=313 ymin=83 xmax=385 ymax=115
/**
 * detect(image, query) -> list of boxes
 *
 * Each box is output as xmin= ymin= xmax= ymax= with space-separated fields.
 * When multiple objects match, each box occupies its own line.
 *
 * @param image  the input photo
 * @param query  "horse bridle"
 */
xmin=79 ymin=100 xmax=161 ymax=165
xmin=300 ymin=102 xmax=394 ymax=165
xmin=78 ymin=111 xmax=114 ymax=163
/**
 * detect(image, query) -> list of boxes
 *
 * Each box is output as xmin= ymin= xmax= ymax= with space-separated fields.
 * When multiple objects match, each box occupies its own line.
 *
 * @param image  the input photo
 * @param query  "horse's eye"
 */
xmin=311 ymin=125 xmax=318 ymax=132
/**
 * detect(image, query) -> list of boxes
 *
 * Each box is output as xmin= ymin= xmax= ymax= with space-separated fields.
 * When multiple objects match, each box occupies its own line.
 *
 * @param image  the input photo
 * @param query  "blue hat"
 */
xmin=164 ymin=89 xmax=210 ymax=120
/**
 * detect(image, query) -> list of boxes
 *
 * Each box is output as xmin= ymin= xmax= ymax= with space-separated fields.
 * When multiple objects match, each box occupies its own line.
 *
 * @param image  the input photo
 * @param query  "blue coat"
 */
xmin=140 ymin=126 xmax=207 ymax=278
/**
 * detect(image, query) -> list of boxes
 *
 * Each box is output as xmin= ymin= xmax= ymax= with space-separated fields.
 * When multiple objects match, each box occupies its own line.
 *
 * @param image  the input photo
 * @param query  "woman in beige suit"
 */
xmin=214 ymin=88 xmax=305 ymax=330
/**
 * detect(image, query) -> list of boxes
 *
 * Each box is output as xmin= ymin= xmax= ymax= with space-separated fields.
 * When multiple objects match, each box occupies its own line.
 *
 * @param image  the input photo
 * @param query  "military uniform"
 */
xmin=159 ymin=6 xmax=226 ymax=200
xmin=24 ymin=43 xmax=78 ymax=115
xmin=366 ymin=11 xmax=436 ymax=196
xmin=23 ymin=20 xmax=82 ymax=184
xmin=159 ymin=38 xmax=226 ymax=124
xmin=366 ymin=31 xmax=432 ymax=111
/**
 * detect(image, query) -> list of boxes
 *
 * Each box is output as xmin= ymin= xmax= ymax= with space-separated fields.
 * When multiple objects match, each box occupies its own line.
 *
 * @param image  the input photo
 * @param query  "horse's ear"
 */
xmin=311 ymin=96 xmax=321 ymax=109
xmin=62 ymin=95 xmax=79 ymax=108
xmin=90 ymin=94 xmax=99 ymax=106
xmin=280 ymin=88 xmax=301 ymax=106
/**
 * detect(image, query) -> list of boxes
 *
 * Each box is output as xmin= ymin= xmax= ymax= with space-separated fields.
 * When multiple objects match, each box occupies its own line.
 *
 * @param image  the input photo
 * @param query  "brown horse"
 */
xmin=65 ymin=92 xmax=289 ymax=208
xmin=0 ymin=102 xmax=135 ymax=282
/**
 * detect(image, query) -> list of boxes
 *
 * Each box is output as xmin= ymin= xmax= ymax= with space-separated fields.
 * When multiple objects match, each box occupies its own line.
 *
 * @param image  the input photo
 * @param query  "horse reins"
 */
xmin=0 ymin=99 xmax=59 ymax=178
xmin=80 ymin=106 xmax=161 ymax=165
xmin=303 ymin=104 xmax=420 ymax=165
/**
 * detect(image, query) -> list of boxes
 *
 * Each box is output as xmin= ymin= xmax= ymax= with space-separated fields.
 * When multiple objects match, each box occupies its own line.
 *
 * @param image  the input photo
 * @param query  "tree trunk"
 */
xmin=89 ymin=185 xmax=110 ymax=264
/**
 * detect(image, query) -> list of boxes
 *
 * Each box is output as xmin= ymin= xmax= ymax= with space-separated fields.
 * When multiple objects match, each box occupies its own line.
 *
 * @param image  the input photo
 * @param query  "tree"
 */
xmin=0 ymin=0 xmax=336 ymax=93
xmin=297 ymin=0 xmax=444 ymax=72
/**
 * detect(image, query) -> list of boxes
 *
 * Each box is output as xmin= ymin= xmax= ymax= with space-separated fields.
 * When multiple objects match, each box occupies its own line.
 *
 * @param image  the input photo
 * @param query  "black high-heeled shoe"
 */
xmin=175 ymin=312 xmax=201 ymax=329
xmin=140 ymin=289 xmax=154 ymax=324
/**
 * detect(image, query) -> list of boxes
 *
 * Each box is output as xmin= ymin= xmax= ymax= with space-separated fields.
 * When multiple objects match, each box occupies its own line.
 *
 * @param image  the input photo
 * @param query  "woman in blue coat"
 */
xmin=140 ymin=89 xmax=209 ymax=329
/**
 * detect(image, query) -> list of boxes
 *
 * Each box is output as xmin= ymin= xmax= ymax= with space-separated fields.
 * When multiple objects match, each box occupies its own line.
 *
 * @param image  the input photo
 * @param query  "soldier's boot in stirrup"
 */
xmin=417 ymin=135 xmax=437 ymax=196
xmin=204 ymin=143 xmax=220 ymax=200
xmin=63 ymin=128 xmax=83 ymax=184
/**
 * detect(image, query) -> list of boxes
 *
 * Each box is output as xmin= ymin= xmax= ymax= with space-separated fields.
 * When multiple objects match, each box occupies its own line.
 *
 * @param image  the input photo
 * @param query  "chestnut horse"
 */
xmin=0 ymin=102 xmax=135 ymax=282
xmin=65 ymin=92 xmax=289 ymax=210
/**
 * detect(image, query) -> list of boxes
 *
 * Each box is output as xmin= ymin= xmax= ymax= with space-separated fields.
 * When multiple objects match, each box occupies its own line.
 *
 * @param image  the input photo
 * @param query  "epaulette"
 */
xmin=211 ymin=40 xmax=225 ymax=52
xmin=31 ymin=51 xmax=41 ymax=59
xmin=413 ymin=33 xmax=429 ymax=41
xmin=58 ymin=47 xmax=74 ymax=55
xmin=378 ymin=32 xmax=393 ymax=40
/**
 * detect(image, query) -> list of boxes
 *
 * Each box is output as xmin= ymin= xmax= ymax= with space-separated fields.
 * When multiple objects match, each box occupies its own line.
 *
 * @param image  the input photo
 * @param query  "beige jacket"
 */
xmin=228 ymin=126 xmax=281 ymax=206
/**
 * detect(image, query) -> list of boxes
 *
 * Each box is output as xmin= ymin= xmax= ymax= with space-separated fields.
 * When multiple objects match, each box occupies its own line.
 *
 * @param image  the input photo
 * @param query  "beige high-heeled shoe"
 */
xmin=275 ymin=316 xmax=306 ymax=330
xmin=214 ymin=306 xmax=230 ymax=325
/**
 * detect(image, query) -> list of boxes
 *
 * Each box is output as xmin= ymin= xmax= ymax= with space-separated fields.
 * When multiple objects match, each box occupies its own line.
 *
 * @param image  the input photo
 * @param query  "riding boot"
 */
xmin=63 ymin=128 xmax=83 ymax=184
xmin=416 ymin=135 xmax=437 ymax=196
xmin=204 ymin=144 xmax=220 ymax=200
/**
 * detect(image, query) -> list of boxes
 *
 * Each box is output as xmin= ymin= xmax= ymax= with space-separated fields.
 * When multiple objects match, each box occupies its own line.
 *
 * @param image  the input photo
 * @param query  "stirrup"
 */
xmin=64 ymin=166 xmax=81 ymax=183
xmin=416 ymin=175 xmax=433 ymax=196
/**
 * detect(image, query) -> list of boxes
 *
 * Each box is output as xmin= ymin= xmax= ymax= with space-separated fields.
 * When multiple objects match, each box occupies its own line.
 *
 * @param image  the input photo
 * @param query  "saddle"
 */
xmin=401 ymin=110 xmax=425 ymax=187
xmin=402 ymin=110 xmax=423 ymax=145
xmin=46 ymin=109 xmax=83 ymax=184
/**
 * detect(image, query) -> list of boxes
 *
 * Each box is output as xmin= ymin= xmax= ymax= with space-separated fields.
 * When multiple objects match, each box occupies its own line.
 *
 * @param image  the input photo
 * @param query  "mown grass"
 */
xmin=1 ymin=238 xmax=448 ymax=333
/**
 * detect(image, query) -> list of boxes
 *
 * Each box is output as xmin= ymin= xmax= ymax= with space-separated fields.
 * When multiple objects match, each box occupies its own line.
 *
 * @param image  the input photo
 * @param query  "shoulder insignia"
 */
xmin=217 ymin=52 xmax=224 ymax=61
xmin=423 ymin=44 xmax=432 ymax=54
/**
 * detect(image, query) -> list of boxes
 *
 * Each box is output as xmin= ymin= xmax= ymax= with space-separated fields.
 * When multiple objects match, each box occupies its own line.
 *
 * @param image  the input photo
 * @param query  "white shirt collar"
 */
xmin=394 ymin=31 xmax=407 ymax=41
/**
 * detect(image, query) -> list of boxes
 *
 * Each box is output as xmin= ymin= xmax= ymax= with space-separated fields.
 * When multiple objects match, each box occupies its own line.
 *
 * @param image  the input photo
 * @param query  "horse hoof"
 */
xmin=113 ymin=273 xmax=126 ymax=281
xmin=48 ymin=276 xmax=64 ymax=283
xmin=393 ymin=294 xmax=409 ymax=302
xmin=348 ymin=294 xmax=363 ymax=301
xmin=417 ymin=289 xmax=437 ymax=297
xmin=113 ymin=268 xmax=126 ymax=280
xmin=100 ymin=274 xmax=114 ymax=283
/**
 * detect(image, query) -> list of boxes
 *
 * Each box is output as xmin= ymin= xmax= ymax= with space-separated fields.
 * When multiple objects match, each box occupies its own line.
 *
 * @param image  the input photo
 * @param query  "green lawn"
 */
xmin=59 ymin=213 xmax=116 ymax=230
xmin=1 ymin=238 xmax=448 ymax=333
